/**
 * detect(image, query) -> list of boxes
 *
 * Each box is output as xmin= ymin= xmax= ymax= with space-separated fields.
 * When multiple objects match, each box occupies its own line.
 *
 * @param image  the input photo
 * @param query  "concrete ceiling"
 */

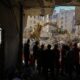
xmin=3 ymin=0 xmax=80 ymax=9
xmin=23 ymin=0 xmax=80 ymax=15
xmin=23 ymin=0 xmax=80 ymax=9
xmin=7 ymin=0 xmax=80 ymax=15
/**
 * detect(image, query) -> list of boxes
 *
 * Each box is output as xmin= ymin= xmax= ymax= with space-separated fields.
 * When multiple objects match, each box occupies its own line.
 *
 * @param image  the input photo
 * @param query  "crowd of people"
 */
xmin=23 ymin=39 xmax=80 ymax=79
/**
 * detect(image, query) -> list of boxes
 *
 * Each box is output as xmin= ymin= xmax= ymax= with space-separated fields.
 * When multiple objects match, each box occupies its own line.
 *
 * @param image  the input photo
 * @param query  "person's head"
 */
xmin=73 ymin=42 xmax=77 ymax=48
xmin=41 ymin=44 xmax=44 ymax=49
xmin=62 ymin=44 xmax=66 ymax=49
xmin=35 ymin=41 xmax=39 ymax=45
xmin=47 ymin=44 xmax=51 ymax=49
xmin=27 ymin=39 xmax=30 ymax=43
xmin=54 ymin=44 xmax=58 ymax=49
xmin=30 ymin=54 xmax=33 ymax=58
xmin=65 ymin=44 xmax=70 ymax=51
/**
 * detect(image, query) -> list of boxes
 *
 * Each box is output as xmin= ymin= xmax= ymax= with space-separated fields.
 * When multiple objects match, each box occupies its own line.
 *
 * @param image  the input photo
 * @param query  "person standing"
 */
xmin=72 ymin=43 xmax=80 ymax=75
xmin=33 ymin=41 xmax=39 ymax=69
xmin=37 ymin=44 xmax=45 ymax=74
xmin=53 ymin=44 xmax=60 ymax=76
xmin=24 ymin=39 xmax=30 ymax=67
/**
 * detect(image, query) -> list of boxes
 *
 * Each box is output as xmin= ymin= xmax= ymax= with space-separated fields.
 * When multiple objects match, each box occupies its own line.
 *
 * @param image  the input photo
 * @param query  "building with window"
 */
xmin=57 ymin=9 xmax=75 ymax=33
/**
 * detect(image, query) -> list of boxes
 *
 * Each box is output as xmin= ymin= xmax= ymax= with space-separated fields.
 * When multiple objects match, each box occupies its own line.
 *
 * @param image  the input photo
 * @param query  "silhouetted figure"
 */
xmin=53 ymin=44 xmax=60 ymax=76
xmin=29 ymin=54 xmax=34 ymax=69
xmin=37 ymin=44 xmax=44 ymax=74
xmin=24 ymin=39 xmax=30 ymax=67
xmin=33 ymin=41 xmax=39 ymax=69
xmin=42 ymin=47 xmax=47 ymax=76
xmin=63 ymin=45 xmax=70 ymax=74
xmin=43 ymin=44 xmax=52 ymax=80
xmin=50 ymin=46 xmax=55 ymax=79
xmin=61 ymin=44 xmax=68 ymax=75
xmin=72 ymin=43 xmax=80 ymax=75
xmin=66 ymin=44 xmax=74 ymax=78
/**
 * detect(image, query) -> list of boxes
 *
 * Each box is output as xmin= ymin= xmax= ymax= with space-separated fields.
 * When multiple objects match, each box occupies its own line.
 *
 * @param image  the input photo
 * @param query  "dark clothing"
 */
xmin=24 ymin=43 xmax=30 ymax=66
xmin=33 ymin=45 xmax=39 ymax=59
xmin=52 ymin=48 xmax=60 ymax=75
xmin=61 ymin=48 xmax=67 ymax=73
xmin=43 ymin=48 xmax=53 ymax=70
xmin=66 ymin=49 xmax=74 ymax=75
xmin=72 ymin=47 xmax=80 ymax=65
xmin=33 ymin=44 xmax=39 ymax=70
xmin=53 ymin=48 xmax=60 ymax=67
xmin=37 ymin=47 xmax=44 ymax=73
xmin=42 ymin=48 xmax=52 ymax=79
xmin=72 ymin=47 xmax=80 ymax=74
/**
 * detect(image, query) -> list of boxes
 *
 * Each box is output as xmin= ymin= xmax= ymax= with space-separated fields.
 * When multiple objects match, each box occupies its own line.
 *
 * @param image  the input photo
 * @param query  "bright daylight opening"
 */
xmin=23 ymin=6 xmax=78 ymax=48
xmin=21 ymin=6 xmax=80 ymax=80
xmin=22 ymin=6 xmax=80 ymax=64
